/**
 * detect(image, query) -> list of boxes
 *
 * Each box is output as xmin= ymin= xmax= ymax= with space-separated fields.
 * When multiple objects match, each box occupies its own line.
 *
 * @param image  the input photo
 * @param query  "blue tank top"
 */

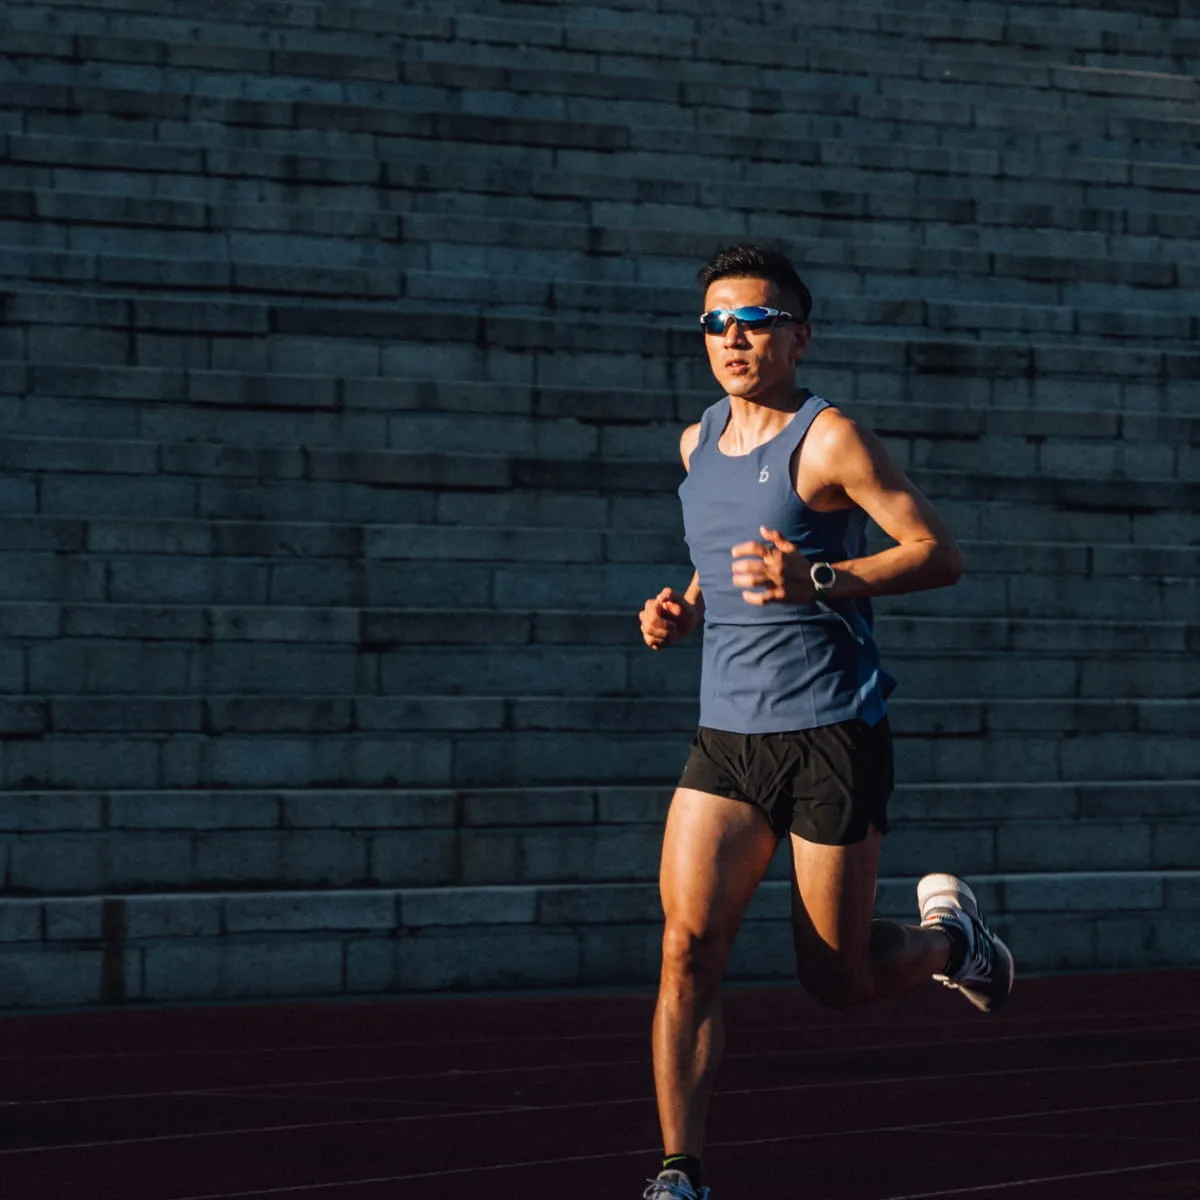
xmin=678 ymin=392 xmax=896 ymax=734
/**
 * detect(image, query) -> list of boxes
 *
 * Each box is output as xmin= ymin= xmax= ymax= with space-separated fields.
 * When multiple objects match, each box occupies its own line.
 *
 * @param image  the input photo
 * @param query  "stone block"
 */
xmin=399 ymin=886 xmax=537 ymax=928
xmin=282 ymin=790 xmax=456 ymax=830
xmin=0 ymin=901 xmax=41 ymax=943
xmin=0 ymin=948 xmax=103 ymax=1007
xmin=43 ymin=898 xmax=104 ymax=941
xmin=224 ymin=892 xmax=393 ymax=934
xmin=538 ymin=883 xmax=660 ymax=926
xmin=6 ymin=739 xmax=160 ymax=791
xmin=280 ymin=832 xmax=369 ymax=886
xmin=193 ymin=833 xmax=280 ymax=886
xmin=371 ymin=830 xmax=460 ymax=887
xmin=393 ymin=927 xmax=581 ymax=990
xmin=125 ymin=896 xmax=221 ymax=939
xmin=579 ymin=924 xmax=662 ymax=985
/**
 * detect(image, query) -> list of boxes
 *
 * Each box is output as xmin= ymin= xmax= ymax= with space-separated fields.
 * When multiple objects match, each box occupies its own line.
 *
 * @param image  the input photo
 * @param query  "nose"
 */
xmin=721 ymin=318 xmax=750 ymax=347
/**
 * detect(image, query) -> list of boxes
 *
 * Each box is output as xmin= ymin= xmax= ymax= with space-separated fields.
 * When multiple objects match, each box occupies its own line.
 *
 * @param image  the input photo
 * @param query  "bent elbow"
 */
xmin=940 ymin=544 xmax=965 ymax=585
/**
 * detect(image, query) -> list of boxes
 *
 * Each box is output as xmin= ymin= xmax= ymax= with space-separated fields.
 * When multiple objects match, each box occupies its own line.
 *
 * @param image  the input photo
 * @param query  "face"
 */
xmin=701 ymin=276 xmax=811 ymax=401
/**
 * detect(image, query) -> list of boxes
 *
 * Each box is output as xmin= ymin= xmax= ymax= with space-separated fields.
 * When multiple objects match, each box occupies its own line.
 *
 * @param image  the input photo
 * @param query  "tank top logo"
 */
xmin=758 ymin=466 xmax=769 ymax=483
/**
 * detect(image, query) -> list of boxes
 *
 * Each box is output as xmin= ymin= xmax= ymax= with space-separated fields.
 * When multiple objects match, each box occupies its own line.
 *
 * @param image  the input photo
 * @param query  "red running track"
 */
xmin=1 ymin=971 xmax=1198 ymax=1199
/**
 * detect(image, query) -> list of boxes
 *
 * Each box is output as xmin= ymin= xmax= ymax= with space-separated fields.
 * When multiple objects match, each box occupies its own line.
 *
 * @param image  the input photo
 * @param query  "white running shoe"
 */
xmin=643 ymin=1170 xmax=710 ymax=1199
xmin=918 ymin=873 xmax=1014 ymax=1013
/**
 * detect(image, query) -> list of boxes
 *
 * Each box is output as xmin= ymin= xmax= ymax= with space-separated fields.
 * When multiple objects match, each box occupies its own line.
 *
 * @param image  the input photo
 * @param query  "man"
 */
xmin=636 ymin=244 xmax=1014 ymax=1200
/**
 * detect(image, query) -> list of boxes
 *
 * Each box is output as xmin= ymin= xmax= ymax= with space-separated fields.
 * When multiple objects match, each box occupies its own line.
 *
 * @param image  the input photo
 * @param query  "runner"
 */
xmin=637 ymin=244 xmax=1014 ymax=1200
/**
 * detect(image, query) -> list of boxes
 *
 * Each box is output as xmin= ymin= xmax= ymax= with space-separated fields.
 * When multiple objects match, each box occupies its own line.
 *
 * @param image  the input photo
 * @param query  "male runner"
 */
xmin=636 ymin=244 xmax=1014 ymax=1200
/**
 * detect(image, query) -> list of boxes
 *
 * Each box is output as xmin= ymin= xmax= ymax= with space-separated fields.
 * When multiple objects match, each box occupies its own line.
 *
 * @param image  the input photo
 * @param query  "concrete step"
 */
xmin=1 ymin=546 xmax=1196 ymax=619
xmin=3 ymin=870 xmax=1198 ymax=1005
xmin=4 ymin=472 xmax=1191 ymax=549
xmin=5 ymin=65 xmax=1198 ymax=174
xmin=3 ymin=637 xmax=1194 ymax=703
xmin=4 ymin=297 xmax=1198 ymax=410
xmin=8 ymin=0 xmax=1198 ymax=43
xmin=4 ymin=0 xmax=1197 ymax=68
xmin=0 ymin=724 xmax=1195 ymax=789
xmin=2 ymin=599 xmax=1192 ymax=658
xmin=4 ymin=797 xmax=1199 ymax=890
xmin=4 ymin=8 xmax=1198 ymax=116
xmin=4 ymin=128 xmax=1197 ymax=251
xmin=5 ymin=49 xmax=1200 ymax=176
xmin=7 ymin=781 xmax=1194 ymax=836
xmin=2 ymin=695 xmax=1196 ymax=734
xmin=2 ymin=512 xmax=1195 ymax=573
xmin=4 ymin=365 xmax=1196 ymax=446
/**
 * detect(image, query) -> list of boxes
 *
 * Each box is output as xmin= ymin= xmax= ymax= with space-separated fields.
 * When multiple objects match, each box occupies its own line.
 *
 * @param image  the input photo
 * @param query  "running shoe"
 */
xmin=918 ymin=873 xmax=1014 ymax=1013
xmin=643 ymin=1169 xmax=710 ymax=1199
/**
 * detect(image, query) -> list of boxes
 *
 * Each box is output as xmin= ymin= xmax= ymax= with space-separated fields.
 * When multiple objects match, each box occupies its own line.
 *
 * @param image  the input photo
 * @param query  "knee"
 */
xmin=660 ymin=922 xmax=730 ymax=994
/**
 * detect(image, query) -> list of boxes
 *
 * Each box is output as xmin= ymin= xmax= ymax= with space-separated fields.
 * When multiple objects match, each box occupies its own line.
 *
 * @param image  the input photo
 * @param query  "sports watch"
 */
xmin=810 ymin=561 xmax=836 ymax=598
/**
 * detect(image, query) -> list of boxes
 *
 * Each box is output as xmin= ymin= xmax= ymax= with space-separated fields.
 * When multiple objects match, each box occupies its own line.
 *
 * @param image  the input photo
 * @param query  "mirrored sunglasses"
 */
xmin=698 ymin=306 xmax=797 ymax=335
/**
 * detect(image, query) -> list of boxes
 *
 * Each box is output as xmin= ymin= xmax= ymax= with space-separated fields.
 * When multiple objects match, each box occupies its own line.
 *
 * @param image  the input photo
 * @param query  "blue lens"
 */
xmin=699 ymin=307 xmax=787 ymax=334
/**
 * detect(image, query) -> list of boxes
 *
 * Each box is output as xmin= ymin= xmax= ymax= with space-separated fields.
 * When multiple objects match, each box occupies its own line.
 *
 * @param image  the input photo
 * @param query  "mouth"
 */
xmin=725 ymin=359 xmax=750 ymax=374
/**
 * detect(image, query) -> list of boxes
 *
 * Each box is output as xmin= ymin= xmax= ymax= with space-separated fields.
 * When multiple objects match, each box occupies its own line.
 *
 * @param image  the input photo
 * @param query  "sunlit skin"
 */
xmin=639 ymin=275 xmax=963 ymax=648
xmin=636 ymin=268 xmax=969 ymax=1169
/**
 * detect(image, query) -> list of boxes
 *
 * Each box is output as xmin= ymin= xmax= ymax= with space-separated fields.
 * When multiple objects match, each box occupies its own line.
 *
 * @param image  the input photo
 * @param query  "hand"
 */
xmin=639 ymin=587 xmax=699 ymax=650
xmin=732 ymin=525 xmax=814 ymax=606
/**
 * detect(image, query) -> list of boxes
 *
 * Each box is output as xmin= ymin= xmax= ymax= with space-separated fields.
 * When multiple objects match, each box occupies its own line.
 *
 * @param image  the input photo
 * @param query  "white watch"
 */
xmin=810 ymin=561 xmax=836 ymax=598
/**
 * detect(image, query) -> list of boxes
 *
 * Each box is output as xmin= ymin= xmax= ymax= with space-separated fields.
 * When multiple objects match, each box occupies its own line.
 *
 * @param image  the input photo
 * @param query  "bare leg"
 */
xmin=653 ymin=788 xmax=778 ymax=1157
xmin=790 ymin=827 xmax=950 ymax=1007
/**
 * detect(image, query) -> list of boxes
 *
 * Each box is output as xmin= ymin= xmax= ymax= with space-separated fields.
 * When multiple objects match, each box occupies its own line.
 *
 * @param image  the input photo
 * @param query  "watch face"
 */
xmin=812 ymin=563 xmax=835 ymax=588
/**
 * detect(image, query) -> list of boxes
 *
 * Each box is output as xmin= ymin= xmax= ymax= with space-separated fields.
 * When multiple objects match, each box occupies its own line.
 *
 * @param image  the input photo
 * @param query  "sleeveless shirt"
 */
xmin=678 ymin=392 xmax=896 ymax=734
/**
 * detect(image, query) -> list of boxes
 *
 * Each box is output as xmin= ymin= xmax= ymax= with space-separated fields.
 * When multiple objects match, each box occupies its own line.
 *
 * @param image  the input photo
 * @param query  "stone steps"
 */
xmin=4 ymin=638 xmax=1194 ymax=702
xmin=4 ymin=479 xmax=1196 ymax=548
xmin=0 ymin=0 xmax=1194 ymax=1003
xmin=3 ymin=511 xmax=1197 ymax=570
xmin=6 ymin=302 xmax=1199 ymax=412
xmin=2 ymin=695 xmax=1196 ymax=732
xmin=4 ymin=124 xmax=1196 ymax=234
xmin=4 ymin=54 xmax=1199 ymax=169
xmin=3 ymin=600 xmax=1192 ymax=652
xmin=2 ymin=725 xmax=1196 ymax=789
xmin=3 ymin=870 xmax=1198 ymax=1003
xmin=2 ymin=550 xmax=1197 ymax=619
xmin=5 ymin=253 xmax=1195 ymax=353
xmin=4 ymin=6 xmax=1199 ymax=107
xmin=4 ymin=366 xmax=1197 ymax=445
xmin=5 ymin=67 xmax=1199 ymax=168
xmin=6 ymin=0 xmax=1199 ymax=56
xmin=5 ymin=781 xmax=1198 ymax=891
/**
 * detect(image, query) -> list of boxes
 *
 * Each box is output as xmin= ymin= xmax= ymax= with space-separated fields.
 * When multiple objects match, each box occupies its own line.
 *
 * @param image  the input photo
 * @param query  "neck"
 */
xmin=723 ymin=387 xmax=804 ymax=453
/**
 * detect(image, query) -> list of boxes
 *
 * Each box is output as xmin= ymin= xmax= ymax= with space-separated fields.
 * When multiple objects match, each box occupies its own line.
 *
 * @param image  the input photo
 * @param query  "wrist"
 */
xmin=809 ymin=561 xmax=836 ymax=601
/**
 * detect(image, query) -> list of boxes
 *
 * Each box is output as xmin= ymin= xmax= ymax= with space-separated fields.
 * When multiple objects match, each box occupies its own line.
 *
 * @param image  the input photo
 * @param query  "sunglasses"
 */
xmin=699 ymin=306 xmax=798 ymax=335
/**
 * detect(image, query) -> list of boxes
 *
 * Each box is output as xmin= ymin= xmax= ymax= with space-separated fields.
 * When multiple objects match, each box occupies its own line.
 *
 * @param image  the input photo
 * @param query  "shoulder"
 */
xmin=805 ymin=405 xmax=874 ymax=460
xmin=803 ymin=405 xmax=900 ymax=489
xmin=680 ymin=422 xmax=702 ymax=471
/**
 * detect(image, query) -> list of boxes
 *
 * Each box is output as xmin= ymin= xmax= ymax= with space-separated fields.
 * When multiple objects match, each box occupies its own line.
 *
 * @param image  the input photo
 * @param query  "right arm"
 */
xmin=639 ymin=424 xmax=704 ymax=649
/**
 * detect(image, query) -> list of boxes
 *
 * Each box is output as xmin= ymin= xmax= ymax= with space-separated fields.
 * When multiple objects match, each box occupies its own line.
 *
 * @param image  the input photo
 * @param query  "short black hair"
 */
xmin=697 ymin=244 xmax=813 ymax=323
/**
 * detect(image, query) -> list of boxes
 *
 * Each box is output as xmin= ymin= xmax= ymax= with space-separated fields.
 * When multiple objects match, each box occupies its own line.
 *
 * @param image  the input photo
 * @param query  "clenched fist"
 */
xmin=639 ymin=587 xmax=700 ymax=650
xmin=732 ymin=525 xmax=815 ymax=605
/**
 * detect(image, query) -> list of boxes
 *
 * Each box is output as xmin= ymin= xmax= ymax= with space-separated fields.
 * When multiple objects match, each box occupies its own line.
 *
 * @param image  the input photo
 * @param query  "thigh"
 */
xmin=789 ymin=827 xmax=882 ymax=986
xmin=660 ymin=787 xmax=779 ymax=947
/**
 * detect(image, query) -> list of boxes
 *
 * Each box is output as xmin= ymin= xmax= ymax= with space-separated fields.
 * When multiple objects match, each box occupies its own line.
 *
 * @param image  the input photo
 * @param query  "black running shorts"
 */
xmin=677 ymin=715 xmax=894 ymax=845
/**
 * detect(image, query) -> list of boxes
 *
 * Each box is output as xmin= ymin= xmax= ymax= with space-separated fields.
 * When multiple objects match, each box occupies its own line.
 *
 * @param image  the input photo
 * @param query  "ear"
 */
xmin=791 ymin=322 xmax=812 ymax=364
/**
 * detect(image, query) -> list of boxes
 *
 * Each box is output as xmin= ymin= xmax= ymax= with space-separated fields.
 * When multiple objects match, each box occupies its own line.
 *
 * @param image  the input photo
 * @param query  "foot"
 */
xmin=918 ymin=873 xmax=1014 ymax=1013
xmin=643 ymin=1169 xmax=710 ymax=1199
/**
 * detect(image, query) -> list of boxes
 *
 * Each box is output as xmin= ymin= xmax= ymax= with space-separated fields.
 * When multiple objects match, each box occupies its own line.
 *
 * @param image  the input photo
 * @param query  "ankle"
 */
xmin=662 ymin=1153 xmax=706 ymax=1191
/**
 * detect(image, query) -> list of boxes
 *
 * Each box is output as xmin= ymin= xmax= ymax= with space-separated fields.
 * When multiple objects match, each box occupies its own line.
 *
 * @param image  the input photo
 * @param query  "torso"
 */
xmin=684 ymin=402 xmax=855 ymax=513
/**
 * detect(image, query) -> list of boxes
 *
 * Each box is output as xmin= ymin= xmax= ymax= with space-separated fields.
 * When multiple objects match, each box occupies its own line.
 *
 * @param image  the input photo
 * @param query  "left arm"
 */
xmin=732 ymin=413 xmax=963 ymax=605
